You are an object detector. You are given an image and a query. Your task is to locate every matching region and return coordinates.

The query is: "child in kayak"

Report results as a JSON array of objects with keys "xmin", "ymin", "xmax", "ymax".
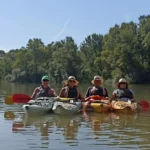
[
  {"xmin": 111, "ymin": 78, "xmax": 134, "ymax": 102},
  {"xmin": 59, "ymin": 76, "xmax": 85, "ymax": 101},
  {"xmin": 31, "ymin": 75, "xmax": 57, "ymax": 99}
]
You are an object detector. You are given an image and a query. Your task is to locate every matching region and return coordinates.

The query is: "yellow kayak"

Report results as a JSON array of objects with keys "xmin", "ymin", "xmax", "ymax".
[
  {"xmin": 84, "ymin": 100, "xmax": 111, "ymax": 113},
  {"xmin": 111, "ymin": 100, "xmax": 139, "ymax": 113},
  {"xmin": 91, "ymin": 102, "xmax": 111, "ymax": 113}
]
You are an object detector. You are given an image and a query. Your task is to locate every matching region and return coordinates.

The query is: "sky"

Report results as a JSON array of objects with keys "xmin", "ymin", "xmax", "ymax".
[{"xmin": 0, "ymin": 0, "xmax": 150, "ymax": 52}]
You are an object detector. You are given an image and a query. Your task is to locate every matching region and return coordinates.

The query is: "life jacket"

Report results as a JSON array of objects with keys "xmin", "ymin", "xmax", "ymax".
[
  {"xmin": 64, "ymin": 86, "xmax": 79, "ymax": 99},
  {"xmin": 35, "ymin": 85, "xmax": 54, "ymax": 98},
  {"xmin": 115, "ymin": 88, "xmax": 133, "ymax": 99},
  {"xmin": 89, "ymin": 86, "xmax": 106, "ymax": 97},
  {"xmin": 90, "ymin": 95, "xmax": 108, "ymax": 100}
]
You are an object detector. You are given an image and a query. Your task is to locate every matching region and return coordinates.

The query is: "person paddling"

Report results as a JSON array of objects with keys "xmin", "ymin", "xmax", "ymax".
[
  {"xmin": 31, "ymin": 75, "xmax": 57, "ymax": 99},
  {"xmin": 111, "ymin": 78, "xmax": 134, "ymax": 102},
  {"xmin": 85, "ymin": 75, "xmax": 108, "ymax": 100},
  {"xmin": 83, "ymin": 76, "xmax": 109, "ymax": 113},
  {"xmin": 59, "ymin": 76, "xmax": 85, "ymax": 101}
]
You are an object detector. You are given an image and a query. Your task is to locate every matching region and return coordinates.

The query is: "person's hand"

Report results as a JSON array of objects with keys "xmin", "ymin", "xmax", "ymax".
[
  {"xmin": 131, "ymin": 99, "xmax": 136, "ymax": 102},
  {"xmin": 85, "ymin": 97, "xmax": 90, "ymax": 102},
  {"xmin": 91, "ymin": 87, "xmax": 97, "ymax": 94}
]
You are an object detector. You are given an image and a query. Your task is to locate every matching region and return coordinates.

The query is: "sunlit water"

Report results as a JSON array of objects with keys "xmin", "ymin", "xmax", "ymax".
[{"xmin": 1, "ymin": 81, "xmax": 150, "ymax": 150}]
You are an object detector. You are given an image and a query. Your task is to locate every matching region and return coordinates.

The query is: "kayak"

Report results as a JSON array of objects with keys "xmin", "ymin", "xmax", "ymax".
[
  {"xmin": 111, "ymin": 100, "xmax": 139, "ymax": 113},
  {"xmin": 84, "ymin": 99, "xmax": 111, "ymax": 113},
  {"xmin": 83, "ymin": 95, "xmax": 111, "ymax": 113},
  {"xmin": 90, "ymin": 100, "xmax": 111, "ymax": 113},
  {"xmin": 52, "ymin": 100, "xmax": 82, "ymax": 115},
  {"xmin": 22, "ymin": 98, "xmax": 55, "ymax": 116}
]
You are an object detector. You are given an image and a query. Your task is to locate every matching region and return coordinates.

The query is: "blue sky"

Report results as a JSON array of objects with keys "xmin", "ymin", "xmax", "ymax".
[{"xmin": 0, "ymin": 0, "xmax": 150, "ymax": 52}]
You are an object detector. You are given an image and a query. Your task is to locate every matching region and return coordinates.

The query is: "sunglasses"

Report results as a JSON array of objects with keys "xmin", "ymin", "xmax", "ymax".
[
  {"xmin": 120, "ymin": 82, "xmax": 126, "ymax": 84},
  {"xmin": 69, "ymin": 80, "xmax": 75, "ymax": 83},
  {"xmin": 94, "ymin": 80, "xmax": 101, "ymax": 82},
  {"xmin": 42, "ymin": 79, "xmax": 49, "ymax": 82}
]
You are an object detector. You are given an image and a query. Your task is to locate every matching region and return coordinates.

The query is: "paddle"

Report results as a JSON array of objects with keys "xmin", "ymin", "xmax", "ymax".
[
  {"xmin": 5, "ymin": 94, "xmax": 75, "ymax": 104},
  {"xmin": 13, "ymin": 94, "xmax": 31, "ymax": 103},
  {"xmin": 4, "ymin": 96, "xmax": 14, "ymax": 105},
  {"xmin": 138, "ymin": 100, "xmax": 149, "ymax": 109}
]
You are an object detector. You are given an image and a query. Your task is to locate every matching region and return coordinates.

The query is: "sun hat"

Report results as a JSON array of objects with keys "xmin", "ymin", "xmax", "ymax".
[
  {"xmin": 91, "ymin": 75, "xmax": 104, "ymax": 84},
  {"xmin": 119, "ymin": 78, "xmax": 127, "ymax": 83},
  {"xmin": 64, "ymin": 76, "xmax": 79, "ymax": 85},
  {"xmin": 116, "ymin": 78, "xmax": 129, "ymax": 86}
]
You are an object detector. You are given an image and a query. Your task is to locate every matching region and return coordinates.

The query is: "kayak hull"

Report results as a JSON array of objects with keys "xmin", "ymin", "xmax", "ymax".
[
  {"xmin": 22, "ymin": 100, "xmax": 54, "ymax": 116},
  {"xmin": 83, "ymin": 100, "xmax": 111, "ymax": 113},
  {"xmin": 90, "ymin": 102, "xmax": 111, "ymax": 113},
  {"xmin": 52, "ymin": 101, "xmax": 82, "ymax": 115},
  {"xmin": 111, "ymin": 101, "xmax": 139, "ymax": 114}
]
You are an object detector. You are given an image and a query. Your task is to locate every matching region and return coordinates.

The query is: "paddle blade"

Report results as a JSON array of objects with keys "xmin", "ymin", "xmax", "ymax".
[
  {"xmin": 13, "ymin": 94, "xmax": 31, "ymax": 103},
  {"xmin": 4, "ymin": 96, "xmax": 14, "ymax": 105},
  {"xmin": 56, "ymin": 97, "xmax": 75, "ymax": 101},
  {"xmin": 139, "ymin": 100, "xmax": 149, "ymax": 109},
  {"xmin": 59, "ymin": 97, "xmax": 73, "ymax": 101}
]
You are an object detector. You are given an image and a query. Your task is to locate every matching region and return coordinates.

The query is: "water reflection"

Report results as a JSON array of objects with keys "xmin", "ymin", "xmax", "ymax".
[
  {"xmin": 2, "ymin": 109, "xmax": 150, "ymax": 149},
  {"xmin": 110, "ymin": 112, "xmax": 139, "ymax": 127},
  {"xmin": 13, "ymin": 114, "xmax": 81, "ymax": 140},
  {"xmin": 1, "ymin": 102, "xmax": 150, "ymax": 150},
  {"xmin": 1, "ymin": 81, "xmax": 150, "ymax": 150},
  {"xmin": 4, "ymin": 111, "xmax": 15, "ymax": 120},
  {"xmin": 7, "ymin": 113, "xmax": 81, "ymax": 148}
]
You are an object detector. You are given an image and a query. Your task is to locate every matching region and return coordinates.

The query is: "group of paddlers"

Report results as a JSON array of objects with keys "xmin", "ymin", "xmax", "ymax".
[{"xmin": 31, "ymin": 75, "xmax": 134, "ymax": 103}]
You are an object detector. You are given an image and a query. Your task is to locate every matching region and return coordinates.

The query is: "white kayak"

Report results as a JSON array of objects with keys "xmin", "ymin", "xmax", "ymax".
[
  {"xmin": 22, "ymin": 97, "xmax": 55, "ymax": 116},
  {"xmin": 52, "ymin": 100, "xmax": 82, "ymax": 115}
]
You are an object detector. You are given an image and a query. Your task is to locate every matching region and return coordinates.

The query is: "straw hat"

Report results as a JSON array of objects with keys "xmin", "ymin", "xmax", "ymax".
[
  {"xmin": 91, "ymin": 76, "xmax": 104, "ymax": 84},
  {"xmin": 64, "ymin": 76, "xmax": 79, "ymax": 86},
  {"xmin": 116, "ymin": 78, "xmax": 129, "ymax": 86}
]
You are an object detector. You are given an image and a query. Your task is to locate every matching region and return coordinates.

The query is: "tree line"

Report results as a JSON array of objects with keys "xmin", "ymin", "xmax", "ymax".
[{"xmin": 0, "ymin": 15, "xmax": 150, "ymax": 84}]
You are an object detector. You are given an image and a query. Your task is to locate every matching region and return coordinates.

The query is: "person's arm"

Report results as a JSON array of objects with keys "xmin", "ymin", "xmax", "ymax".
[
  {"xmin": 103, "ymin": 88, "xmax": 109, "ymax": 97},
  {"xmin": 111, "ymin": 90, "xmax": 117, "ymax": 101},
  {"xmin": 31, "ymin": 88, "xmax": 38, "ymax": 100},
  {"xmin": 59, "ymin": 88, "xmax": 65, "ymax": 97},
  {"xmin": 111, "ymin": 94, "xmax": 116, "ymax": 101},
  {"xmin": 50, "ymin": 88, "xmax": 57, "ymax": 97},
  {"xmin": 85, "ymin": 87, "xmax": 91, "ymax": 98},
  {"xmin": 79, "ymin": 92, "xmax": 85, "ymax": 102}
]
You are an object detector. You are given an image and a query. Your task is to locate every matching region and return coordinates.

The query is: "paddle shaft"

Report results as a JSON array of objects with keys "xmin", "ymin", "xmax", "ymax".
[{"xmin": 5, "ymin": 94, "xmax": 77, "ymax": 104}]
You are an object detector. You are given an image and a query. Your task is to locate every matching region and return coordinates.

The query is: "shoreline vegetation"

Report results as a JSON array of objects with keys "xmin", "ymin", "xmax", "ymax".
[{"xmin": 0, "ymin": 15, "xmax": 150, "ymax": 84}]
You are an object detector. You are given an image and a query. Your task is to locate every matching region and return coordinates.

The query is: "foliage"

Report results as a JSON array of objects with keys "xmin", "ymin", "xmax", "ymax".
[{"xmin": 1, "ymin": 15, "xmax": 150, "ymax": 84}]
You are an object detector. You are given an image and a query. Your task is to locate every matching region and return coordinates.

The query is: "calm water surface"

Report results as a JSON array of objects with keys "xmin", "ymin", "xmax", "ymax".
[{"xmin": 0, "ymin": 81, "xmax": 150, "ymax": 150}]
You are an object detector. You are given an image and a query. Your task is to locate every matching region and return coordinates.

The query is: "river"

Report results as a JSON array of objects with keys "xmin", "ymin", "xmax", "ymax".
[{"xmin": 0, "ymin": 80, "xmax": 150, "ymax": 150}]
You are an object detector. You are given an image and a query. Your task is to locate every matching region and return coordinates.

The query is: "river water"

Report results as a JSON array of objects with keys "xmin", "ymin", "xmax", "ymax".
[{"xmin": 0, "ymin": 81, "xmax": 150, "ymax": 150}]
